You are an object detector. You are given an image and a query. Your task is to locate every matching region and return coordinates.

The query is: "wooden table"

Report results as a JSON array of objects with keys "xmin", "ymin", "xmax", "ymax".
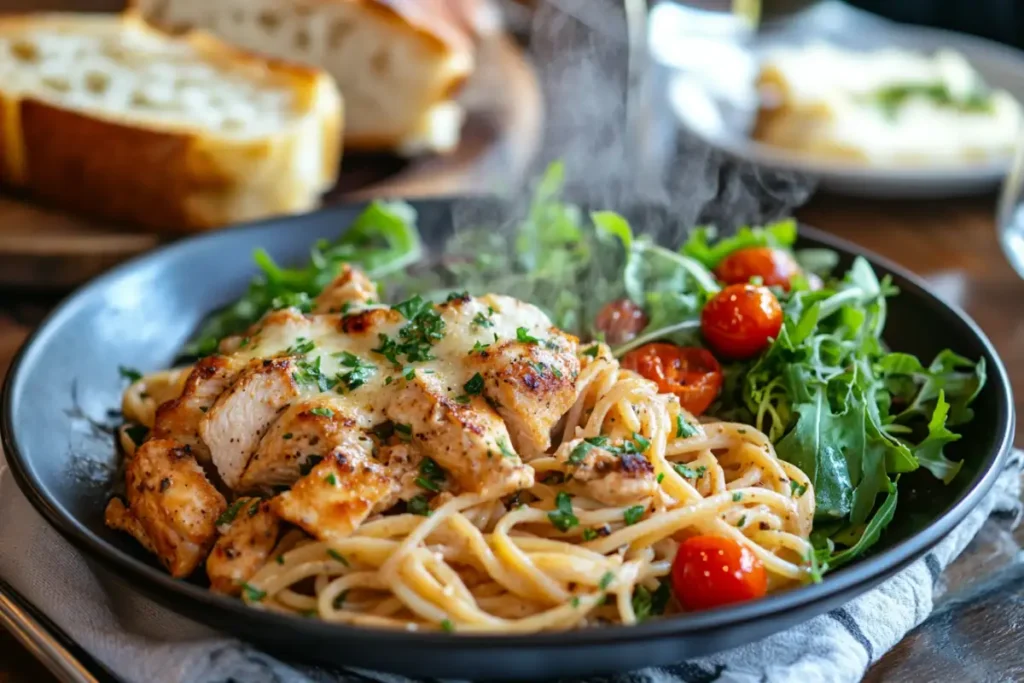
[{"xmin": 0, "ymin": 192, "xmax": 1022, "ymax": 681}]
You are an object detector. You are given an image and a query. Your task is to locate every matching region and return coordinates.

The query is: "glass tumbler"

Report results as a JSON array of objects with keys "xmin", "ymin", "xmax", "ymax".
[{"xmin": 997, "ymin": 127, "xmax": 1024, "ymax": 280}]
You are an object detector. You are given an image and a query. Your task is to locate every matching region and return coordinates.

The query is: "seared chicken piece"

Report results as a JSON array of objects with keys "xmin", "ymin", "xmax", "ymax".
[
  {"xmin": 377, "ymin": 442, "xmax": 426, "ymax": 505},
  {"xmin": 218, "ymin": 307, "xmax": 318, "ymax": 355},
  {"xmin": 313, "ymin": 264, "xmax": 378, "ymax": 313},
  {"xmin": 385, "ymin": 372, "xmax": 534, "ymax": 498},
  {"xmin": 238, "ymin": 400, "xmax": 374, "ymax": 491},
  {"xmin": 151, "ymin": 354, "xmax": 248, "ymax": 465},
  {"xmin": 271, "ymin": 448, "xmax": 396, "ymax": 543},
  {"xmin": 469, "ymin": 339, "xmax": 579, "ymax": 459},
  {"xmin": 554, "ymin": 437, "xmax": 657, "ymax": 506},
  {"xmin": 206, "ymin": 498, "xmax": 282, "ymax": 595},
  {"xmin": 200, "ymin": 358, "xmax": 301, "ymax": 489},
  {"xmin": 104, "ymin": 497, "xmax": 156, "ymax": 554},
  {"xmin": 121, "ymin": 438, "xmax": 226, "ymax": 577}
]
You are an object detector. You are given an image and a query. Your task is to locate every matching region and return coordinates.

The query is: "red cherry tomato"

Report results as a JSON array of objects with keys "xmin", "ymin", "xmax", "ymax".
[
  {"xmin": 700, "ymin": 284, "xmax": 783, "ymax": 360},
  {"xmin": 620, "ymin": 343, "xmax": 723, "ymax": 416},
  {"xmin": 714, "ymin": 247, "xmax": 801, "ymax": 291},
  {"xmin": 671, "ymin": 535, "xmax": 768, "ymax": 611},
  {"xmin": 594, "ymin": 298, "xmax": 649, "ymax": 346}
]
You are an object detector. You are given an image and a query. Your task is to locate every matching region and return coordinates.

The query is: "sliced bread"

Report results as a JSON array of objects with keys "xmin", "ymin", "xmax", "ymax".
[
  {"xmin": 0, "ymin": 12, "xmax": 342, "ymax": 232},
  {"xmin": 132, "ymin": 0, "xmax": 475, "ymax": 154}
]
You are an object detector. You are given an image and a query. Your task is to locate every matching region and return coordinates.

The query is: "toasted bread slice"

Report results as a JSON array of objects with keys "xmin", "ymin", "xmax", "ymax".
[
  {"xmin": 0, "ymin": 12, "xmax": 342, "ymax": 232},
  {"xmin": 132, "ymin": 0, "xmax": 474, "ymax": 154}
]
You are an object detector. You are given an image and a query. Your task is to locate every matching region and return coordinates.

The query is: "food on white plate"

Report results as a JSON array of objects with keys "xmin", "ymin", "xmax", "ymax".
[
  {"xmin": 753, "ymin": 42, "xmax": 1023, "ymax": 166},
  {"xmin": 0, "ymin": 12, "xmax": 342, "ymax": 232},
  {"xmin": 132, "ymin": 0, "xmax": 483, "ymax": 155},
  {"xmin": 107, "ymin": 166, "xmax": 985, "ymax": 632}
]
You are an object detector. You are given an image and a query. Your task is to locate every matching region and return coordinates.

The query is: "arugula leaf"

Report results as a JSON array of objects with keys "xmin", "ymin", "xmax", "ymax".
[
  {"xmin": 680, "ymin": 219, "xmax": 797, "ymax": 269},
  {"xmin": 826, "ymin": 478, "xmax": 899, "ymax": 570},
  {"xmin": 912, "ymin": 391, "xmax": 964, "ymax": 484}
]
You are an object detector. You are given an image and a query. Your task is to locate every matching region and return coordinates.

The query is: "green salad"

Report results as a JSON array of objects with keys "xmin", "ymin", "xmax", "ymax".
[{"xmin": 187, "ymin": 163, "xmax": 985, "ymax": 576}]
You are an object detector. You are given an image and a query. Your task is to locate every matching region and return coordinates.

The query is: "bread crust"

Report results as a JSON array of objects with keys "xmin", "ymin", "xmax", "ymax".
[{"xmin": 0, "ymin": 12, "xmax": 343, "ymax": 232}]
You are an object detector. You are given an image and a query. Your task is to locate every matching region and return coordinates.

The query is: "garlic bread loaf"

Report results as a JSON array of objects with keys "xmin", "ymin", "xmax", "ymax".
[
  {"xmin": 132, "ymin": 0, "xmax": 475, "ymax": 154},
  {"xmin": 0, "ymin": 13, "xmax": 342, "ymax": 232}
]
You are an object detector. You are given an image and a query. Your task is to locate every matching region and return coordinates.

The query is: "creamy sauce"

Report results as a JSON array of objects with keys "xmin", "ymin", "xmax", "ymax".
[{"xmin": 757, "ymin": 43, "xmax": 1023, "ymax": 165}]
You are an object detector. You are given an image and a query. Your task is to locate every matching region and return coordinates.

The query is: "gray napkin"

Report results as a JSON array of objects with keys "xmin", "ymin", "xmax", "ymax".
[{"xmin": 1, "ymin": 448, "xmax": 1020, "ymax": 683}]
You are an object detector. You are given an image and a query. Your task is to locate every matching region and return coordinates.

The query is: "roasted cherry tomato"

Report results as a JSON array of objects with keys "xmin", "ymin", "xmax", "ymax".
[
  {"xmin": 714, "ymin": 247, "xmax": 801, "ymax": 291},
  {"xmin": 671, "ymin": 535, "xmax": 767, "ymax": 611},
  {"xmin": 620, "ymin": 343, "xmax": 723, "ymax": 415},
  {"xmin": 594, "ymin": 298, "xmax": 648, "ymax": 346},
  {"xmin": 700, "ymin": 284, "xmax": 783, "ymax": 359}
]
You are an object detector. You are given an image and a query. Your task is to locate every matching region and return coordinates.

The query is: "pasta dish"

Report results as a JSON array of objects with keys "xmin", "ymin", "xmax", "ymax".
[{"xmin": 106, "ymin": 165, "xmax": 984, "ymax": 631}]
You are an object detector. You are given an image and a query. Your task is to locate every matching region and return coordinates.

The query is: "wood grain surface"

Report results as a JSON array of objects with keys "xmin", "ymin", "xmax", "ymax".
[{"xmin": 0, "ymin": 192, "xmax": 1021, "ymax": 681}]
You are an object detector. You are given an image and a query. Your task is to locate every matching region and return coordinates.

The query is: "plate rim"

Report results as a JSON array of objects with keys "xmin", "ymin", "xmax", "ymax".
[{"xmin": 1, "ymin": 199, "xmax": 1016, "ymax": 654}]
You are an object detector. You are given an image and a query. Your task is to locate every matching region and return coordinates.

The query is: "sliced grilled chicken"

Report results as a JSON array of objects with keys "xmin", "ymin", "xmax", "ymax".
[
  {"xmin": 554, "ymin": 437, "xmax": 657, "ymax": 506},
  {"xmin": 385, "ymin": 372, "xmax": 534, "ymax": 498},
  {"xmin": 271, "ymin": 448, "xmax": 396, "ymax": 542},
  {"xmin": 313, "ymin": 265, "xmax": 379, "ymax": 313},
  {"xmin": 469, "ymin": 339, "xmax": 579, "ymax": 460},
  {"xmin": 151, "ymin": 354, "xmax": 248, "ymax": 465},
  {"xmin": 122, "ymin": 438, "xmax": 226, "ymax": 577},
  {"xmin": 238, "ymin": 400, "xmax": 375, "ymax": 491},
  {"xmin": 206, "ymin": 498, "xmax": 282, "ymax": 595},
  {"xmin": 200, "ymin": 358, "xmax": 301, "ymax": 489},
  {"xmin": 104, "ymin": 497, "xmax": 156, "ymax": 554},
  {"xmin": 378, "ymin": 442, "xmax": 427, "ymax": 504}
]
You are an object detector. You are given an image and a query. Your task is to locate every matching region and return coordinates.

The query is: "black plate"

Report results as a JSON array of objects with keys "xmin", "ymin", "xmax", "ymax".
[{"xmin": 2, "ymin": 200, "xmax": 1015, "ymax": 680}]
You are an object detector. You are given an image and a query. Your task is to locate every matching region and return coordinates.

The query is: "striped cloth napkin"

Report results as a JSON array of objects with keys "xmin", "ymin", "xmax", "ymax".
[{"xmin": 0, "ymin": 449, "xmax": 1020, "ymax": 683}]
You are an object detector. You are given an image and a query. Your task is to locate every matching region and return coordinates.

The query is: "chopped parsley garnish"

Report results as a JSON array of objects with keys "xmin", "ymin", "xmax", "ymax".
[
  {"xmin": 582, "ymin": 345, "xmax": 600, "ymax": 359},
  {"xmin": 285, "ymin": 337, "xmax": 315, "ymax": 356},
  {"xmin": 631, "ymin": 582, "xmax": 671, "ymax": 621},
  {"xmin": 568, "ymin": 441, "xmax": 593, "ymax": 464},
  {"xmin": 248, "ymin": 499, "xmax": 261, "ymax": 517},
  {"xmin": 515, "ymin": 327, "xmax": 540, "ymax": 344},
  {"xmin": 463, "ymin": 373, "xmax": 485, "ymax": 395},
  {"xmin": 582, "ymin": 528, "xmax": 598, "ymax": 541},
  {"xmin": 598, "ymin": 572, "xmax": 614, "ymax": 591},
  {"xmin": 241, "ymin": 583, "xmax": 266, "ymax": 602},
  {"xmin": 570, "ymin": 596, "xmax": 581, "ymax": 608},
  {"xmin": 125, "ymin": 424, "xmax": 148, "ymax": 446},
  {"xmin": 282, "ymin": 433, "xmax": 293, "ymax": 440},
  {"xmin": 407, "ymin": 495, "xmax": 431, "ymax": 516},
  {"xmin": 737, "ymin": 515, "xmax": 747, "ymax": 527},
  {"xmin": 118, "ymin": 366, "xmax": 142, "ymax": 382},
  {"xmin": 332, "ymin": 590, "xmax": 349, "ymax": 609},
  {"xmin": 415, "ymin": 459, "xmax": 445, "ymax": 493},
  {"xmin": 584, "ymin": 435, "xmax": 610, "ymax": 448},
  {"xmin": 623, "ymin": 505, "xmax": 645, "ymax": 526},
  {"xmin": 547, "ymin": 491, "xmax": 579, "ymax": 532},
  {"xmin": 470, "ymin": 340, "xmax": 491, "ymax": 354},
  {"xmin": 453, "ymin": 394, "xmax": 471, "ymax": 405},
  {"xmin": 672, "ymin": 463, "xmax": 706, "ymax": 479},
  {"xmin": 497, "ymin": 438, "xmax": 516, "ymax": 459},
  {"xmin": 472, "ymin": 310, "xmax": 495, "ymax": 328},
  {"xmin": 325, "ymin": 472, "xmax": 338, "ymax": 486},
  {"xmin": 790, "ymin": 480, "xmax": 808, "ymax": 497},
  {"xmin": 395, "ymin": 423, "xmax": 413, "ymax": 441},
  {"xmin": 676, "ymin": 415, "xmax": 698, "ymax": 439},
  {"xmin": 326, "ymin": 548, "xmax": 349, "ymax": 566},
  {"xmin": 403, "ymin": 366, "xmax": 416, "ymax": 380},
  {"xmin": 394, "ymin": 294, "xmax": 432, "ymax": 320},
  {"xmin": 299, "ymin": 455, "xmax": 323, "ymax": 476},
  {"xmin": 372, "ymin": 295, "xmax": 446, "ymax": 367},
  {"xmin": 309, "ymin": 407, "xmax": 334, "ymax": 418},
  {"xmin": 334, "ymin": 351, "xmax": 376, "ymax": 390},
  {"xmin": 440, "ymin": 619, "xmax": 455, "ymax": 632},
  {"xmin": 656, "ymin": 472, "xmax": 665, "ymax": 484},
  {"xmin": 216, "ymin": 500, "xmax": 247, "ymax": 526},
  {"xmin": 275, "ymin": 554, "xmax": 285, "ymax": 565},
  {"xmin": 292, "ymin": 356, "xmax": 337, "ymax": 392},
  {"xmin": 445, "ymin": 291, "xmax": 469, "ymax": 302},
  {"xmin": 732, "ymin": 492, "xmax": 743, "ymax": 502},
  {"xmin": 631, "ymin": 432, "xmax": 650, "ymax": 453}
]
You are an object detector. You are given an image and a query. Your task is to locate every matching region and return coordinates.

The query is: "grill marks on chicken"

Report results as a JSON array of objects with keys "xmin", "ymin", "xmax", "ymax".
[{"xmin": 106, "ymin": 275, "xmax": 593, "ymax": 587}]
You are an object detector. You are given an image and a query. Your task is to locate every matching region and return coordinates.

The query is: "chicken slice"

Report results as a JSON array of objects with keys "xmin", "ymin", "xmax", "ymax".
[
  {"xmin": 151, "ymin": 354, "xmax": 247, "ymax": 465},
  {"xmin": 469, "ymin": 339, "xmax": 579, "ymax": 460},
  {"xmin": 313, "ymin": 265, "xmax": 378, "ymax": 313},
  {"xmin": 238, "ymin": 400, "xmax": 375, "ymax": 491},
  {"xmin": 200, "ymin": 358, "xmax": 301, "ymax": 490},
  {"xmin": 378, "ymin": 442, "xmax": 427, "ymax": 504},
  {"xmin": 206, "ymin": 498, "xmax": 282, "ymax": 595},
  {"xmin": 122, "ymin": 438, "xmax": 226, "ymax": 577},
  {"xmin": 270, "ymin": 448, "xmax": 396, "ymax": 542},
  {"xmin": 104, "ymin": 497, "xmax": 156, "ymax": 554},
  {"xmin": 554, "ymin": 437, "xmax": 657, "ymax": 506},
  {"xmin": 385, "ymin": 372, "xmax": 534, "ymax": 498}
]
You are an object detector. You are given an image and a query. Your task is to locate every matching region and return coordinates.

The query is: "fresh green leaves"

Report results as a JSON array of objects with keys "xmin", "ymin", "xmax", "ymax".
[
  {"xmin": 334, "ymin": 352, "xmax": 376, "ymax": 391},
  {"xmin": 184, "ymin": 201, "xmax": 419, "ymax": 357},
  {"xmin": 911, "ymin": 391, "xmax": 963, "ymax": 484},
  {"xmin": 680, "ymin": 219, "xmax": 797, "ymax": 269}
]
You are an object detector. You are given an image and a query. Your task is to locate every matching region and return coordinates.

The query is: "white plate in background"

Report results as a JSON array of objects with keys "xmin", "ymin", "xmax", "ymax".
[{"xmin": 650, "ymin": 1, "xmax": 1024, "ymax": 199}]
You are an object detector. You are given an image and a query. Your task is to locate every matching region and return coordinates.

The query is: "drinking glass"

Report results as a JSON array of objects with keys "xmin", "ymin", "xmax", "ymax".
[{"xmin": 997, "ymin": 128, "xmax": 1024, "ymax": 280}]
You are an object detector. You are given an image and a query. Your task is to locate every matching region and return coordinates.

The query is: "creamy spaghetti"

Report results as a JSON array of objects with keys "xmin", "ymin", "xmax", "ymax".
[{"xmin": 121, "ymin": 347, "xmax": 814, "ymax": 632}]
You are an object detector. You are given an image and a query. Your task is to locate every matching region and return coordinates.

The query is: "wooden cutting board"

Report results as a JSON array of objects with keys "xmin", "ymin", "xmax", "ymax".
[{"xmin": 0, "ymin": 36, "xmax": 542, "ymax": 289}]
